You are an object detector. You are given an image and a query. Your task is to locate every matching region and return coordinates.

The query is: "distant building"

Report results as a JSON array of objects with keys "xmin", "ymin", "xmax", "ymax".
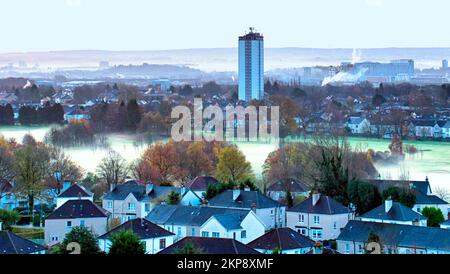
[
  {"xmin": 266, "ymin": 178, "xmax": 310, "ymax": 202},
  {"xmin": 151, "ymin": 79, "xmax": 172, "ymax": 93},
  {"xmin": 443, "ymin": 59, "xmax": 448, "ymax": 71},
  {"xmin": 238, "ymin": 27, "xmax": 264, "ymax": 101},
  {"xmin": 99, "ymin": 61, "xmax": 110, "ymax": 68}
]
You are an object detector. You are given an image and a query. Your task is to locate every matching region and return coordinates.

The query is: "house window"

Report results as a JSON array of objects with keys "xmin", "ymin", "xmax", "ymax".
[
  {"xmin": 128, "ymin": 203, "xmax": 136, "ymax": 211},
  {"xmin": 313, "ymin": 216, "xmax": 320, "ymax": 224},
  {"xmin": 66, "ymin": 221, "xmax": 72, "ymax": 228},
  {"xmin": 299, "ymin": 214, "xmax": 304, "ymax": 223},
  {"xmin": 177, "ymin": 227, "xmax": 182, "ymax": 236},
  {"xmin": 202, "ymin": 231, "xmax": 209, "ymax": 237},
  {"xmin": 241, "ymin": 230, "xmax": 247, "ymax": 239},
  {"xmin": 333, "ymin": 222, "xmax": 337, "ymax": 230},
  {"xmin": 80, "ymin": 220, "xmax": 85, "ymax": 227},
  {"xmin": 212, "ymin": 232, "xmax": 220, "ymax": 238},
  {"xmin": 311, "ymin": 229, "xmax": 322, "ymax": 240},
  {"xmin": 145, "ymin": 203, "xmax": 151, "ymax": 212},
  {"xmin": 107, "ymin": 201, "xmax": 113, "ymax": 209},
  {"xmin": 160, "ymin": 239, "xmax": 166, "ymax": 249},
  {"xmin": 416, "ymin": 206, "xmax": 421, "ymax": 213},
  {"xmin": 297, "ymin": 228, "xmax": 307, "ymax": 235},
  {"xmin": 51, "ymin": 236, "xmax": 59, "ymax": 241},
  {"xmin": 345, "ymin": 244, "xmax": 350, "ymax": 254}
]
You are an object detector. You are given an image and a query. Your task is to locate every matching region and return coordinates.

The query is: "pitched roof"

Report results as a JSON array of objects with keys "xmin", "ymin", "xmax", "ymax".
[
  {"xmin": 247, "ymin": 228, "xmax": 314, "ymax": 251},
  {"xmin": 288, "ymin": 195, "xmax": 350, "ymax": 214},
  {"xmin": 97, "ymin": 218, "xmax": 174, "ymax": 240},
  {"xmin": 413, "ymin": 190, "xmax": 448, "ymax": 205},
  {"xmin": 213, "ymin": 213, "xmax": 245, "ymax": 230},
  {"xmin": 157, "ymin": 237, "xmax": 260, "ymax": 254},
  {"xmin": 46, "ymin": 199, "xmax": 109, "ymax": 220},
  {"xmin": 348, "ymin": 117, "xmax": 365, "ymax": 125},
  {"xmin": 365, "ymin": 179, "xmax": 430, "ymax": 194},
  {"xmin": 0, "ymin": 231, "xmax": 46, "ymax": 254},
  {"xmin": 146, "ymin": 205, "xmax": 250, "ymax": 227},
  {"xmin": 186, "ymin": 176, "xmax": 219, "ymax": 191},
  {"xmin": 361, "ymin": 202, "xmax": 425, "ymax": 222},
  {"xmin": 0, "ymin": 180, "xmax": 13, "ymax": 193},
  {"xmin": 337, "ymin": 220, "xmax": 450, "ymax": 251},
  {"xmin": 58, "ymin": 184, "xmax": 92, "ymax": 198},
  {"xmin": 267, "ymin": 178, "xmax": 310, "ymax": 193},
  {"xmin": 208, "ymin": 190, "xmax": 283, "ymax": 209},
  {"xmin": 412, "ymin": 119, "xmax": 446, "ymax": 127},
  {"xmin": 103, "ymin": 181, "xmax": 197, "ymax": 202}
]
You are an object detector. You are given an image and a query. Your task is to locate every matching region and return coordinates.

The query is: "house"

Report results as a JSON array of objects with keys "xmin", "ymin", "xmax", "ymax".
[
  {"xmin": 247, "ymin": 227, "xmax": 315, "ymax": 254},
  {"xmin": 0, "ymin": 231, "xmax": 46, "ymax": 254},
  {"xmin": 412, "ymin": 119, "xmax": 446, "ymax": 138},
  {"xmin": 97, "ymin": 218, "xmax": 175, "ymax": 254},
  {"xmin": 185, "ymin": 176, "xmax": 219, "ymax": 198},
  {"xmin": 360, "ymin": 199, "xmax": 427, "ymax": 226},
  {"xmin": 346, "ymin": 117, "xmax": 371, "ymax": 134},
  {"xmin": 286, "ymin": 193, "xmax": 353, "ymax": 241},
  {"xmin": 0, "ymin": 180, "xmax": 27, "ymax": 210},
  {"xmin": 266, "ymin": 178, "xmax": 310, "ymax": 202},
  {"xmin": 207, "ymin": 189, "xmax": 286, "ymax": 229},
  {"xmin": 146, "ymin": 205, "xmax": 265, "ymax": 244},
  {"xmin": 442, "ymin": 121, "xmax": 450, "ymax": 138},
  {"xmin": 369, "ymin": 119, "xmax": 398, "ymax": 138},
  {"xmin": 64, "ymin": 108, "xmax": 90, "ymax": 122},
  {"xmin": 157, "ymin": 237, "xmax": 260, "ymax": 254},
  {"xmin": 56, "ymin": 183, "xmax": 93, "ymax": 209},
  {"xmin": 337, "ymin": 220, "xmax": 450, "ymax": 254},
  {"xmin": 366, "ymin": 178, "xmax": 449, "ymax": 219},
  {"xmin": 102, "ymin": 181, "xmax": 202, "ymax": 223},
  {"xmin": 44, "ymin": 199, "xmax": 110, "ymax": 244}
]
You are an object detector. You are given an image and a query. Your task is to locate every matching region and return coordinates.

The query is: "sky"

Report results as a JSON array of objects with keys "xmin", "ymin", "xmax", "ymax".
[{"xmin": 0, "ymin": 0, "xmax": 449, "ymax": 53}]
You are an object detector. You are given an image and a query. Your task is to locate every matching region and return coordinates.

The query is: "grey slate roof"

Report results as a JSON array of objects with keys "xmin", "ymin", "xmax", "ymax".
[
  {"xmin": 365, "ymin": 179, "xmax": 430, "ymax": 194},
  {"xmin": 337, "ymin": 220, "xmax": 450, "ymax": 251},
  {"xmin": 267, "ymin": 178, "xmax": 310, "ymax": 193},
  {"xmin": 157, "ymin": 237, "xmax": 260, "ymax": 254},
  {"xmin": 361, "ymin": 202, "xmax": 425, "ymax": 222},
  {"xmin": 58, "ymin": 184, "xmax": 92, "ymax": 198},
  {"xmin": 103, "ymin": 181, "xmax": 199, "ymax": 203},
  {"xmin": 288, "ymin": 195, "xmax": 350, "ymax": 215},
  {"xmin": 213, "ymin": 213, "xmax": 245, "ymax": 230},
  {"xmin": 46, "ymin": 199, "xmax": 109, "ymax": 220},
  {"xmin": 208, "ymin": 190, "xmax": 283, "ymax": 209},
  {"xmin": 0, "ymin": 231, "xmax": 46, "ymax": 254},
  {"xmin": 247, "ymin": 228, "xmax": 315, "ymax": 251},
  {"xmin": 413, "ymin": 190, "xmax": 448, "ymax": 205},
  {"xmin": 146, "ymin": 205, "xmax": 250, "ymax": 228},
  {"xmin": 97, "ymin": 218, "xmax": 174, "ymax": 240}
]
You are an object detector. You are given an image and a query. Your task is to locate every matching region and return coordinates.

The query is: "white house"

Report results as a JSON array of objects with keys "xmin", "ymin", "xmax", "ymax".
[
  {"xmin": 56, "ymin": 183, "xmax": 93, "ymax": 208},
  {"xmin": 337, "ymin": 220, "xmax": 450, "ymax": 254},
  {"xmin": 442, "ymin": 121, "xmax": 450, "ymax": 138},
  {"xmin": 440, "ymin": 219, "xmax": 450, "ymax": 229},
  {"xmin": 199, "ymin": 211, "xmax": 265, "ymax": 244},
  {"xmin": 102, "ymin": 180, "xmax": 202, "ymax": 224},
  {"xmin": 208, "ymin": 189, "xmax": 286, "ymax": 229},
  {"xmin": 360, "ymin": 199, "xmax": 427, "ymax": 226},
  {"xmin": 286, "ymin": 193, "xmax": 353, "ymax": 241},
  {"xmin": 247, "ymin": 227, "xmax": 315, "ymax": 254},
  {"xmin": 266, "ymin": 178, "xmax": 310, "ymax": 202},
  {"xmin": 146, "ymin": 205, "xmax": 266, "ymax": 243},
  {"xmin": 45, "ymin": 199, "xmax": 110, "ymax": 244},
  {"xmin": 346, "ymin": 117, "xmax": 371, "ymax": 134},
  {"xmin": 97, "ymin": 218, "xmax": 175, "ymax": 254}
]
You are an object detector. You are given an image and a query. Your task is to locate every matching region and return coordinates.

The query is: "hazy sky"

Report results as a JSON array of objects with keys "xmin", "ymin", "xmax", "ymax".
[{"xmin": 0, "ymin": 0, "xmax": 449, "ymax": 53}]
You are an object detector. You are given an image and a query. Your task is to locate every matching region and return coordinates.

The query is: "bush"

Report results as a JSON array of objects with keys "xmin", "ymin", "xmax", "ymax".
[
  {"xmin": 108, "ymin": 230, "xmax": 145, "ymax": 255},
  {"xmin": 421, "ymin": 207, "xmax": 445, "ymax": 227},
  {"xmin": 52, "ymin": 226, "xmax": 102, "ymax": 254},
  {"xmin": 0, "ymin": 209, "xmax": 20, "ymax": 230}
]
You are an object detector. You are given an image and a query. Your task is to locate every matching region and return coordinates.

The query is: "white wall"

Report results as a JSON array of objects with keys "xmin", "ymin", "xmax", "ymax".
[
  {"xmin": 99, "ymin": 235, "xmax": 174, "ymax": 254},
  {"xmin": 45, "ymin": 217, "xmax": 108, "ymax": 244}
]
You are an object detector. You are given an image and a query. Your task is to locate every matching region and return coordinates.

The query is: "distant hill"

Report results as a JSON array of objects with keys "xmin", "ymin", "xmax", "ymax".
[{"xmin": 0, "ymin": 48, "xmax": 449, "ymax": 74}]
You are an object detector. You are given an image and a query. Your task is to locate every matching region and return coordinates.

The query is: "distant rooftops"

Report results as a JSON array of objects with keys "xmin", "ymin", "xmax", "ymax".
[
  {"xmin": 186, "ymin": 176, "xmax": 219, "ymax": 191},
  {"xmin": 267, "ymin": 178, "xmax": 310, "ymax": 193},
  {"xmin": 361, "ymin": 201, "xmax": 425, "ymax": 222},
  {"xmin": 208, "ymin": 189, "xmax": 283, "ymax": 209}
]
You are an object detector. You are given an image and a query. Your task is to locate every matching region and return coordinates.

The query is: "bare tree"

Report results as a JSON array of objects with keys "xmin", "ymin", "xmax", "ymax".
[
  {"xmin": 434, "ymin": 187, "xmax": 450, "ymax": 203},
  {"xmin": 96, "ymin": 150, "xmax": 128, "ymax": 189}
]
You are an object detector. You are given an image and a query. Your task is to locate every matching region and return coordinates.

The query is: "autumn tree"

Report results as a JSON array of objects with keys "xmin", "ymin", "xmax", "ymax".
[
  {"xmin": 215, "ymin": 146, "xmax": 254, "ymax": 184},
  {"xmin": 96, "ymin": 150, "xmax": 128, "ymax": 189}
]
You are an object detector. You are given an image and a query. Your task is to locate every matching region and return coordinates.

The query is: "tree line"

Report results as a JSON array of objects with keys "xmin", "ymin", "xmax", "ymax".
[
  {"xmin": 0, "ymin": 104, "xmax": 14, "ymax": 125},
  {"xmin": 18, "ymin": 103, "xmax": 64, "ymax": 125}
]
